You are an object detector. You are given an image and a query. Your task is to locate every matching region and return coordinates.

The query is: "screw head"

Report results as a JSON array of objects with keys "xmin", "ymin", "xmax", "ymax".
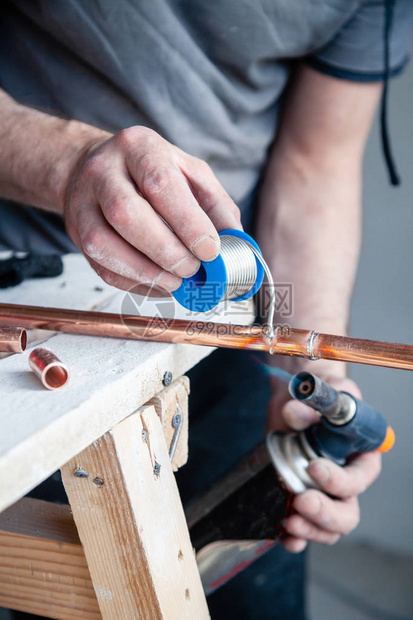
[
  {"xmin": 172, "ymin": 413, "xmax": 182, "ymax": 428},
  {"xmin": 163, "ymin": 371, "xmax": 173, "ymax": 386},
  {"xmin": 93, "ymin": 477, "xmax": 104, "ymax": 487},
  {"xmin": 74, "ymin": 467, "xmax": 88, "ymax": 478},
  {"xmin": 153, "ymin": 462, "xmax": 161, "ymax": 476}
]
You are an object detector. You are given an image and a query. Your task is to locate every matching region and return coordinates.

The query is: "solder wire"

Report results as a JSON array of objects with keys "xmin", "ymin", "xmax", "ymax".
[
  {"xmin": 219, "ymin": 235, "xmax": 276, "ymax": 345},
  {"xmin": 220, "ymin": 235, "xmax": 257, "ymax": 301},
  {"xmin": 247, "ymin": 243, "xmax": 276, "ymax": 346}
]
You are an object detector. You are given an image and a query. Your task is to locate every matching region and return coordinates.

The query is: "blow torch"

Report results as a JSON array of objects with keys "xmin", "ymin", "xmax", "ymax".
[
  {"xmin": 268, "ymin": 371, "xmax": 394, "ymax": 493},
  {"xmin": 188, "ymin": 371, "xmax": 394, "ymax": 595}
]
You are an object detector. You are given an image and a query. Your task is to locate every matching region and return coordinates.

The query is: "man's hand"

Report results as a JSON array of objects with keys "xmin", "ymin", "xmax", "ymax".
[
  {"xmin": 268, "ymin": 375, "xmax": 382, "ymax": 553},
  {"xmin": 64, "ymin": 126, "xmax": 242, "ymax": 294},
  {"xmin": 0, "ymin": 90, "xmax": 241, "ymax": 293}
]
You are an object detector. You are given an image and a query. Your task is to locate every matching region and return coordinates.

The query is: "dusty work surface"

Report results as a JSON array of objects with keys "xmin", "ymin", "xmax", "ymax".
[{"xmin": 0, "ymin": 255, "xmax": 252, "ymax": 512}]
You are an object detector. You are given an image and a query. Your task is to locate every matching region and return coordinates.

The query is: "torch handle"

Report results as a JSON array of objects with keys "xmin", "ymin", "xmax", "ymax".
[{"xmin": 304, "ymin": 395, "xmax": 394, "ymax": 465}]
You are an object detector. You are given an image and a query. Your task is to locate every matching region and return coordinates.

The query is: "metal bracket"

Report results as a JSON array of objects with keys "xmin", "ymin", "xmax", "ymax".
[{"xmin": 169, "ymin": 403, "xmax": 184, "ymax": 462}]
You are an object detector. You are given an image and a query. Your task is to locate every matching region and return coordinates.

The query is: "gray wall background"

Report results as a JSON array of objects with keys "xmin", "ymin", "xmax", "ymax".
[{"xmin": 349, "ymin": 35, "xmax": 413, "ymax": 555}]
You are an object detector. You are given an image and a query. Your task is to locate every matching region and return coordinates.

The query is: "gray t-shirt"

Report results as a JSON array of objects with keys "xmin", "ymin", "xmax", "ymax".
[{"xmin": 0, "ymin": 0, "xmax": 412, "ymax": 253}]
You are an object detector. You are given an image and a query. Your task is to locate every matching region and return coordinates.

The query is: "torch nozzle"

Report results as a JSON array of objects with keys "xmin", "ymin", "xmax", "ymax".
[
  {"xmin": 288, "ymin": 371, "xmax": 351, "ymax": 422},
  {"xmin": 297, "ymin": 380, "xmax": 313, "ymax": 396},
  {"xmin": 290, "ymin": 373, "xmax": 318, "ymax": 400}
]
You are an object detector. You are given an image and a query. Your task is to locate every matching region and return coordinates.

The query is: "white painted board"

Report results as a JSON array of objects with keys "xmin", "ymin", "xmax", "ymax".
[{"xmin": 0, "ymin": 255, "xmax": 253, "ymax": 512}]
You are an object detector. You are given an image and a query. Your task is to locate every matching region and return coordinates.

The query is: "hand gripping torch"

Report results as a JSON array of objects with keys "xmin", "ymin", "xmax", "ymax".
[
  {"xmin": 189, "ymin": 372, "xmax": 395, "ymax": 595},
  {"xmin": 267, "ymin": 371, "xmax": 395, "ymax": 493}
]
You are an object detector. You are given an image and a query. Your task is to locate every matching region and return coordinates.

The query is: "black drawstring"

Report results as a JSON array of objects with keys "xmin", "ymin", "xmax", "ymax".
[{"xmin": 380, "ymin": 0, "xmax": 401, "ymax": 186}]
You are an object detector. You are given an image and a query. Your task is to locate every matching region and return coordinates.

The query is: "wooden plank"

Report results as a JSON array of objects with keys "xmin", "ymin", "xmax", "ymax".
[
  {"xmin": 0, "ymin": 257, "xmax": 236, "ymax": 512},
  {"xmin": 149, "ymin": 376, "xmax": 190, "ymax": 471},
  {"xmin": 0, "ymin": 327, "xmax": 213, "ymax": 513},
  {"xmin": 61, "ymin": 406, "xmax": 210, "ymax": 619},
  {"xmin": 0, "ymin": 497, "xmax": 100, "ymax": 620},
  {"xmin": 0, "ymin": 253, "xmax": 253, "ymax": 511}
]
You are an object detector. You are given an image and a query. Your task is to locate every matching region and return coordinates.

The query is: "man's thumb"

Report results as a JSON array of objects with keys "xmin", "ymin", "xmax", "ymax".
[{"xmin": 282, "ymin": 399, "xmax": 320, "ymax": 431}]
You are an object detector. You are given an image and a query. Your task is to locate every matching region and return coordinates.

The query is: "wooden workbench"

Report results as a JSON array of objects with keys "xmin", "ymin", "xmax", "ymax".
[{"xmin": 0, "ymin": 255, "xmax": 252, "ymax": 619}]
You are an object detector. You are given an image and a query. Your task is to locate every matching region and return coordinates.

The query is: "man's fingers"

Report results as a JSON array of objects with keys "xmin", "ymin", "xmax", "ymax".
[
  {"xmin": 125, "ymin": 284, "xmax": 171, "ymax": 298},
  {"xmin": 307, "ymin": 452, "xmax": 382, "ymax": 499},
  {"xmin": 87, "ymin": 258, "xmax": 171, "ymax": 297},
  {"xmin": 95, "ymin": 174, "xmax": 203, "ymax": 278},
  {"xmin": 86, "ymin": 258, "xmax": 142, "ymax": 293},
  {"xmin": 283, "ymin": 513, "xmax": 341, "ymax": 545},
  {"xmin": 178, "ymin": 154, "xmax": 242, "ymax": 232},
  {"xmin": 281, "ymin": 399, "xmax": 320, "ymax": 431},
  {"xmin": 293, "ymin": 490, "xmax": 360, "ymax": 535},
  {"xmin": 281, "ymin": 536, "xmax": 308, "ymax": 554},
  {"xmin": 127, "ymin": 153, "xmax": 222, "ymax": 261},
  {"xmin": 77, "ymin": 203, "xmax": 182, "ymax": 292}
]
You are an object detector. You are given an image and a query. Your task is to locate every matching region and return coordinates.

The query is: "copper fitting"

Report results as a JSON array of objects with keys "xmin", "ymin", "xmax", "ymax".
[
  {"xmin": 0, "ymin": 327, "xmax": 27, "ymax": 353},
  {"xmin": 28, "ymin": 347, "xmax": 69, "ymax": 390}
]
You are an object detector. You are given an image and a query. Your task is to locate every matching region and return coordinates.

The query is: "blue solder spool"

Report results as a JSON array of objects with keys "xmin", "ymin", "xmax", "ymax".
[{"xmin": 173, "ymin": 229, "xmax": 265, "ymax": 312}]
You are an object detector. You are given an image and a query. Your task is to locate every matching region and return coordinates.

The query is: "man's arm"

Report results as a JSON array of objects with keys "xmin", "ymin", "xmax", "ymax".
[
  {"xmin": 0, "ymin": 88, "xmax": 241, "ymax": 294},
  {"xmin": 256, "ymin": 65, "xmax": 383, "ymax": 552},
  {"xmin": 0, "ymin": 90, "xmax": 109, "ymax": 214}
]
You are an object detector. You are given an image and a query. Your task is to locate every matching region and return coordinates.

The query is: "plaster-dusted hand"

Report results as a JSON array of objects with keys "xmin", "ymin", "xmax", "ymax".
[
  {"xmin": 268, "ymin": 375, "xmax": 382, "ymax": 553},
  {"xmin": 64, "ymin": 127, "xmax": 242, "ymax": 294},
  {"xmin": 0, "ymin": 90, "xmax": 242, "ymax": 295}
]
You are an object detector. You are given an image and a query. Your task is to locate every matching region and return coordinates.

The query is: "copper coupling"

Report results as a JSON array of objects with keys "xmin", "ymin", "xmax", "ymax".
[
  {"xmin": 28, "ymin": 347, "xmax": 69, "ymax": 390},
  {"xmin": 0, "ymin": 327, "xmax": 27, "ymax": 353}
]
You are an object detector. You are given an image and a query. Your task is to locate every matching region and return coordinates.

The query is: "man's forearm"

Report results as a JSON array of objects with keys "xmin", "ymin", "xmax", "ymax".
[
  {"xmin": 256, "ymin": 147, "xmax": 361, "ymax": 377},
  {"xmin": 256, "ymin": 66, "xmax": 381, "ymax": 378},
  {"xmin": 0, "ymin": 89, "xmax": 110, "ymax": 213},
  {"xmin": 257, "ymin": 68, "xmax": 384, "ymax": 551}
]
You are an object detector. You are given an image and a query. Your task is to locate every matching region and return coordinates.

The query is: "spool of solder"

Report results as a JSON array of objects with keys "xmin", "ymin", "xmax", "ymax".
[{"xmin": 172, "ymin": 229, "xmax": 265, "ymax": 312}]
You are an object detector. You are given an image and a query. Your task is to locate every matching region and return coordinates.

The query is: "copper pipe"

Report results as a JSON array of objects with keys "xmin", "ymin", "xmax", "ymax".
[
  {"xmin": 28, "ymin": 347, "xmax": 69, "ymax": 390},
  {"xmin": 0, "ymin": 326, "xmax": 27, "ymax": 353},
  {"xmin": 273, "ymin": 327, "xmax": 413, "ymax": 371},
  {"xmin": 0, "ymin": 303, "xmax": 270, "ymax": 350},
  {"xmin": 1, "ymin": 303, "xmax": 413, "ymax": 371},
  {"xmin": 312, "ymin": 332, "xmax": 413, "ymax": 371}
]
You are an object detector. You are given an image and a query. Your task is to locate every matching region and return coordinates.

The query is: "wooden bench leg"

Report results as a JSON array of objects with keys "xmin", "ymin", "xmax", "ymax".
[{"xmin": 61, "ymin": 404, "xmax": 210, "ymax": 620}]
